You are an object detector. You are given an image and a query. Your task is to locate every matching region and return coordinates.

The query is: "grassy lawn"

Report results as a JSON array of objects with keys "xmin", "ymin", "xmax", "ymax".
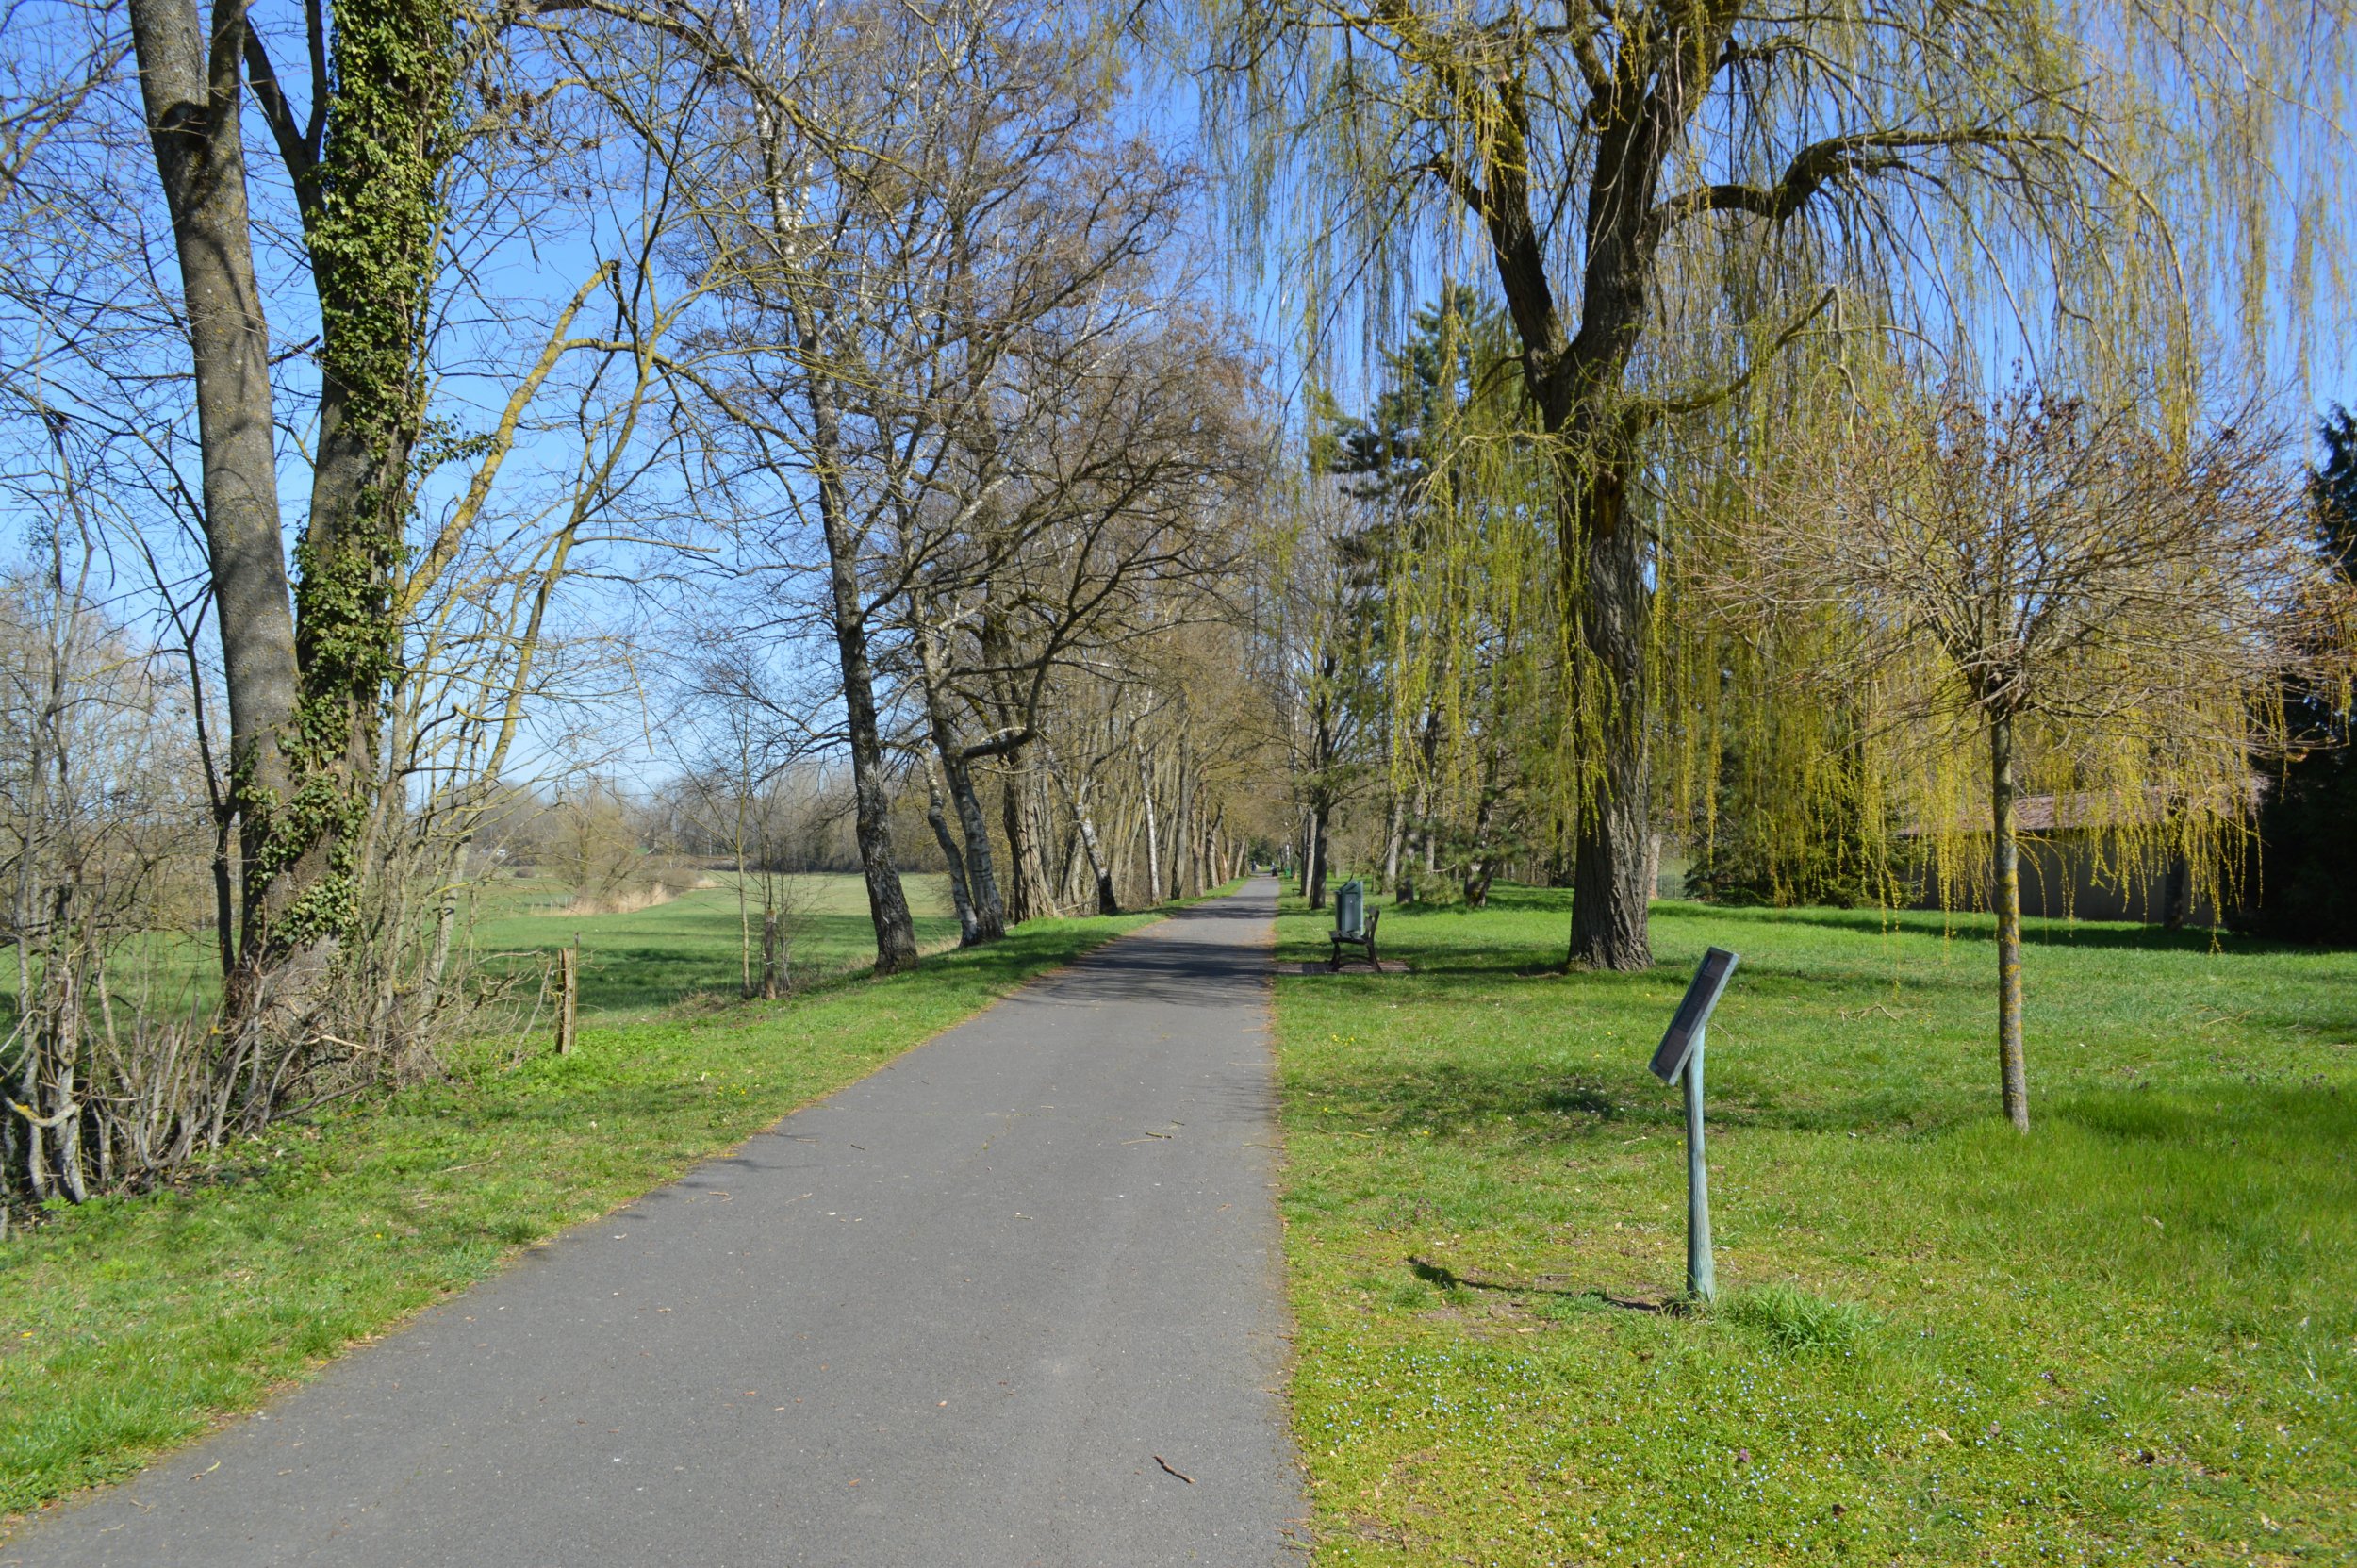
[
  {"xmin": 11, "ymin": 872, "xmax": 963, "ymax": 1023},
  {"xmin": 0, "ymin": 883, "xmax": 1151, "ymax": 1523},
  {"xmin": 468, "ymin": 871, "xmax": 961, "ymax": 1016},
  {"xmin": 1273, "ymin": 885, "xmax": 2356, "ymax": 1565}
]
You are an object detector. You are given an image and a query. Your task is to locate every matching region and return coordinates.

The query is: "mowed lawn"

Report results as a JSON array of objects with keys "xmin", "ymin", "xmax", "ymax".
[
  {"xmin": 1273, "ymin": 886, "xmax": 2356, "ymax": 1565},
  {"xmin": 0, "ymin": 876, "xmax": 1146, "ymax": 1522}
]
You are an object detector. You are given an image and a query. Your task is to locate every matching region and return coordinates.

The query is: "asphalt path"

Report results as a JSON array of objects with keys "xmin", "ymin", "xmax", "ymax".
[{"xmin": 8, "ymin": 877, "xmax": 1305, "ymax": 1567}]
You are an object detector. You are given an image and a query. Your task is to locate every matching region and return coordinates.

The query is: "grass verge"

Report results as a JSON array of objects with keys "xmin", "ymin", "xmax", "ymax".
[
  {"xmin": 1273, "ymin": 885, "xmax": 2355, "ymax": 1564},
  {"xmin": 0, "ymin": 904, "xmax": 1156, "ymax": 1521}
]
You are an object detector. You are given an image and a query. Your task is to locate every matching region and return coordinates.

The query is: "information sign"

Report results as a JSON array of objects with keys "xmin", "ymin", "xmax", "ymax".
[{"xmin": 1648, "ymin": 946, "xmax": 1739, "ymax": 1085}]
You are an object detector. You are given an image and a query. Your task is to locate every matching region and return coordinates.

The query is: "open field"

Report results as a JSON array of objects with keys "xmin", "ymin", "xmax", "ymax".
[
  {"xmin": 469, "ymin": 871, "xmax": 959, "ymax": 1018},
  {"xmin": 0, "ymin": 882, "xmax": 1149, "ymax": 1523},
  {"xmin": 1, "ymin": 872, "xmax": 961, "ymax": 1025},
  {"xmin": 1272, "ymin": 886, "xmax": 2356, "ymax": 1564}
]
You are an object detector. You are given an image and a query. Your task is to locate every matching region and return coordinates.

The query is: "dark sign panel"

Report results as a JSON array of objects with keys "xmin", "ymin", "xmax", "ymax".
[{"xmin": 1649, "ymin": 947, "xmax": 1739, "ymax": 1084}]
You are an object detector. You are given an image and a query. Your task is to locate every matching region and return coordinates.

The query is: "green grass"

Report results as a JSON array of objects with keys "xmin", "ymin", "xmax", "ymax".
[
  {"xmin": 0, "ymin": 872, "xmax": 960, "ymax": 1023},
  {"xmin": 1272, "ymin": 885, "xmax": 2356, "ymax": 1565},
  {"xmin": 0, "ymin": 889, "xmax": 1154, "ymax": 1522},
  {"xmin": 468, "ymin": 872, "xmax": 959, "ymax": 1018}
]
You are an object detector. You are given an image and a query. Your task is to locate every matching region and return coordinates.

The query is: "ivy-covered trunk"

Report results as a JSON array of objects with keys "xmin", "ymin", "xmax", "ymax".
[
  {"xmin": 251, "ymin": 0, "xmax": 459, "ymax": 994},
  {"xmin": 132, "ymin": 0, "xmax": 457, "ymax": 1034}
]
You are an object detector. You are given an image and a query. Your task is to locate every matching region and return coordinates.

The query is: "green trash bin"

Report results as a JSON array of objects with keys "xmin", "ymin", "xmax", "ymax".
[{"xmin": 1334, "ymin": 879, "xmax": 1365, "ymax": 940}]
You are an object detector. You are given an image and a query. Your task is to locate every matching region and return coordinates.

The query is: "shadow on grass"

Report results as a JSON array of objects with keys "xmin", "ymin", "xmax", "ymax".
[
  {"xmin": 1387, "ymin": 883, "xmax": 2342, "ymax": 961},
  {"xmin": 1308, "ymin": 1056, "xmax": 1918, "ymax": 1140},
  {"xmin": 1301, "ymin": 1047, "xmax": 2357, "ymax": 1155},
  {"xmin": 1650, "ymin": 897, "xmax": 2339, "ymax": 958},
  {"xmin": 1409, "ymin": 1253, "xmax": 1673, "ymax": 1312},
  {"xmin": 2050, "ymin": 1082, "xmax": 2355, "ymax": 1146},
  {"xmin": 485, "ymin": 912, "xmax": 967, "ymax": 1015}
]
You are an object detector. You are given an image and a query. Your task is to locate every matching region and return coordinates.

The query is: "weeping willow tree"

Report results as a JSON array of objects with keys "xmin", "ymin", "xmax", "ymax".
[
  {"xmin": 1719, "ymin": 378, "xmax": 2345, "ymax": 1131},
  {"xmin": 1194, "ymin": 0, "xmax": 2354, "ymax": 970},
  {"xmin": 1321, "ymin": 289, "xmax": 1563, "ymax": 904}
]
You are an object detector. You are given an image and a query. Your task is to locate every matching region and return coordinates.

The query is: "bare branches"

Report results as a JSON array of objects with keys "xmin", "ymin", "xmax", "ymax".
[{"xmin": 1644, "ymin": 126, "xmax": 2068, "ymax": 245}]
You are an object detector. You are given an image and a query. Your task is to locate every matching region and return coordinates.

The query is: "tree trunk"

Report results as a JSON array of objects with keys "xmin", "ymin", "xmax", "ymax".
[
  {"xmin": 734, "ymin": 790, "xmax": 752, "ymax": 997},
  {"xmin": 1058, "ymin": 817, "xmax": 1087, "ymax": 909},
  {"xmin": 1000, "ymin": 771, "xmax": 1036, "ymax": 924},
  {"xmin": 1076, "ymin": 804, "xmax": 1118, "ymax": 915},
  {"xmin": 1470, "ymin": 35, "xmax": 1725, "ymax": 972},
  {"xmin": 126, "ymin": 0, "xmax": 302, "ymax": 978},
  {"xmin": 798, "ymin": 313, "xmax": 918, "ymax": 974},
  {"xmin": 1989, "ymin": 710, "xmax": 2030, "ymax": 1131},
  {"xmin": 759, "ymin": 904, "xmax": 783, "ymax": 999},
  {"xmin": 1026, "ymin": 771, "xmax": 1057, "ymax": 915},
  {"xmin": 1168, "ymin": 769, "xmax": 1186, "ymax": 900},
  {"xmin": 1565, "ymin": 493, "xmax": 1654, "ymax": 969},
  {"xmin": 925, "ymin": 764, "xmax": 980, "ymax": 945},
  {"xmin": 1307, "ymin": 802, "xmax": 1331, "ymax": 910},
  {"xmin": 915, "ymin": 621, "xmax": 1004, "ymax": 941},
  {"xmin": 1130, "ymin": 735, "xmax": 1162, "ymax": 904},
  {"xmin": 1043, "ymin": 741, "xmax": 1118, "ymax": 916}
]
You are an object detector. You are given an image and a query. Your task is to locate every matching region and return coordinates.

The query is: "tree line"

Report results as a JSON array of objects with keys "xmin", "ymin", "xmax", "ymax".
[
  {"xmin": 1220, "ymin": 0, "xmax": 2355, "ymax": 1131},
  {"xmin": 2, "ymin": 0, "xmax": 2352, "ymax": 1220},
  {"xmin": 0, "ymin": 0, "xmax": 1299, "ymax": 1219}
]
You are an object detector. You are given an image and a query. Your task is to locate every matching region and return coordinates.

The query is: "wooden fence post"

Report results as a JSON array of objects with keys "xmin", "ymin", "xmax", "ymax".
[{"xmin": 556, "ymin": 944, "xmax": 578, "ymax": 1057}]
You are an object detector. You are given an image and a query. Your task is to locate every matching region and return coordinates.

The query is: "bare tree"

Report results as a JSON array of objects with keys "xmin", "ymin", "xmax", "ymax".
[{"xmin": 895, "ymin": 307, "xmax": 1262, "ymax": 939}]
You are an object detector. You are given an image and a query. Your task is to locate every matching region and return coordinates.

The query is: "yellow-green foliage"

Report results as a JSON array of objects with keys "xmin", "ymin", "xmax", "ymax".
[{"xmin": 1195, "ymin": 0, "xmax": 2354, "ymax": 914}]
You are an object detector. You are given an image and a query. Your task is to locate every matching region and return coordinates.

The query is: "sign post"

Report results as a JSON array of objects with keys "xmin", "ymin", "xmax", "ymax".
[{"xmin": 1648, "ymin": 947, "xmax": 1739, "ymax": 1303}]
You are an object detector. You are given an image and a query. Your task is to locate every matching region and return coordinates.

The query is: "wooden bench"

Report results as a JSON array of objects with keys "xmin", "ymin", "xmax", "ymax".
[{"xmin": 1329, "ymin": 907, "xmax": 1381, "ymax": 971}]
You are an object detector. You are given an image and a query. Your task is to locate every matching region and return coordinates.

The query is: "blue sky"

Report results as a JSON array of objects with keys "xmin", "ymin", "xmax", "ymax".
[{"xmin": 8, "ymin": 1, "xmax": 2352, "ymax": 795}]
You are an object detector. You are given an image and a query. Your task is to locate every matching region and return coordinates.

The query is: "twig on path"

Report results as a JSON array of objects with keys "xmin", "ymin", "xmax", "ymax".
[{"xmin": 1154, "ymin": 1455, "xmax": 1195, "ymax": 1484}]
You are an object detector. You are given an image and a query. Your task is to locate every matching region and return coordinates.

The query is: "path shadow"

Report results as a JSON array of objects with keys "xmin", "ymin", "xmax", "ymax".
[{"xmin": 1034, "ymin": 894, "xmax": 1274, "ymax": 1011}]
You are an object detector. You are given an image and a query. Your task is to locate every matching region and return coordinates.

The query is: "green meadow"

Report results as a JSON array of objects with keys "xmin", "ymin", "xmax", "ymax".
[
  {"xmin": 10, "ymin": 871, "xmax": 963, "ymax": 1024},
  {"xmin": 1272, "ymin": 886, "xmax": 2355, "ymax": 1565},
  {"xmin": 466, "ymin": 870, "xmax": 963, "ymax": 1016}
]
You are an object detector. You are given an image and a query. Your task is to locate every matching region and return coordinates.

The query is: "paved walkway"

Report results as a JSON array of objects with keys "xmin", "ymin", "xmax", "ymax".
[{"xmin": 8, "ymin": 879, "xmax": 1303, "ymax": 1567}]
